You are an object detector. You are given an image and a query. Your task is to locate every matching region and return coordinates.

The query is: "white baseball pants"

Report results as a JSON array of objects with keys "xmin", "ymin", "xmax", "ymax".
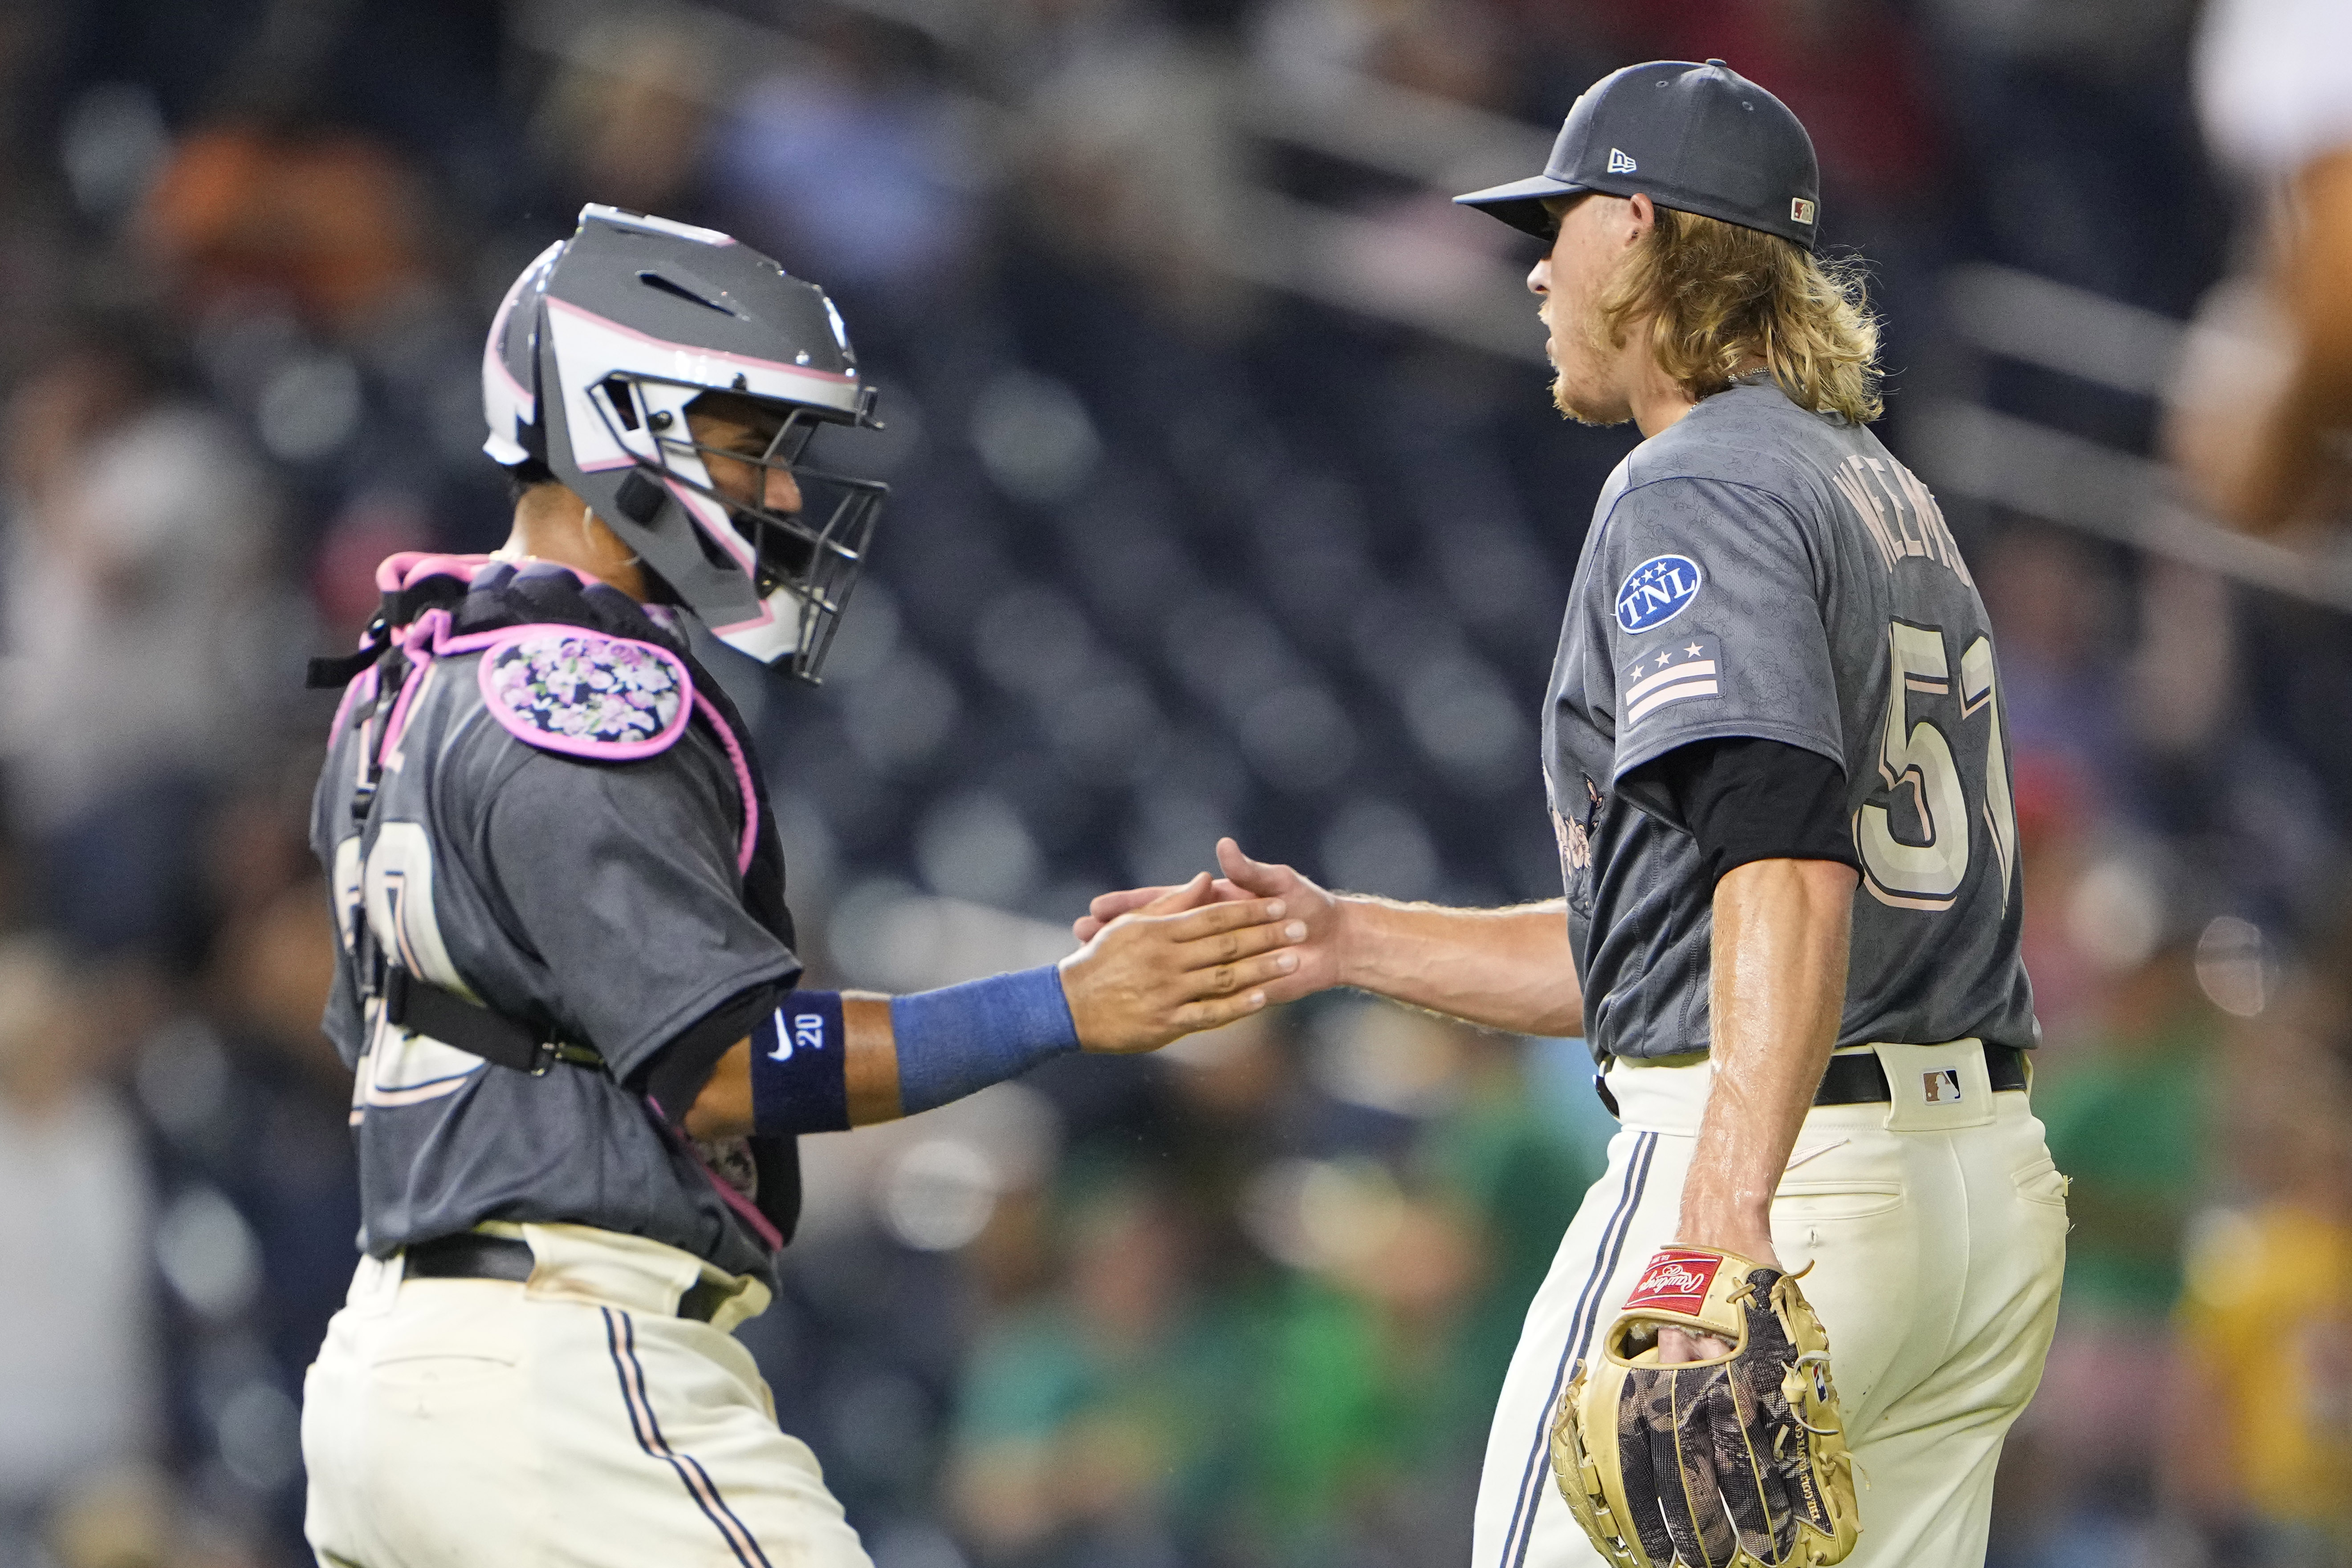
[
  {"xmin": 1474, "ymin": 1042, "xmax": 2069, "ymax": 1568},
  {"xmin": 302, "ymin": 1223, "xmax": 873, "ymax": 1568}
]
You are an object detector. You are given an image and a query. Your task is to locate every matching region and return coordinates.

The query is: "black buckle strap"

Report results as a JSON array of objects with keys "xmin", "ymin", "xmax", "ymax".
[
  {"xmin": 381, "ymin": 968, "xmax": 606, "ymax": 1077},
  {"xmin": 307, "ymin": 642, "xmax": 386, "ymax": 690},
  {"xmin": 307, "ymin": 575, "xmax": 473, "ymax": 690},
  {"xmin": 402, "ymin": 1233, "xmax": 729, "ymax": 1322}
]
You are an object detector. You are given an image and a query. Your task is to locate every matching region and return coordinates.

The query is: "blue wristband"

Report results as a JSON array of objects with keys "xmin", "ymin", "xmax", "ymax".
[
  {"xmin": 890, "ymin": 966, "xmax": 1080, "ymax": 1116},
  {"xmin": 748, "ymin": 991, "xmax": 849, "ymax": 1134}
]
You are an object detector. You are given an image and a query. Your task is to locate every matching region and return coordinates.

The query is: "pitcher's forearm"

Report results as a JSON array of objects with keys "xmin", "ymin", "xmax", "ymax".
[
  {"xmin": 1335, "ymin": 897, "xmax": 1583, "ymax": 1035},
  {"xmin": 1676, "ymin": 858, "xmax": 1855, "ymax": 1262}
]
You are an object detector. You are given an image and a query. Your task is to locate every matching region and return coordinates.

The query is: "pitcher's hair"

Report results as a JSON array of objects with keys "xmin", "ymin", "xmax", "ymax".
[{"xmin": 1596, "ymin": 204, "xmax": 1883, "ymax": 425}]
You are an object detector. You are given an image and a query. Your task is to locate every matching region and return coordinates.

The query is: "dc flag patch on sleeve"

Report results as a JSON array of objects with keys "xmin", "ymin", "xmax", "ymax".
[
  {"xmin": 1615, "ymin": 553, "xmax": 1703, "ymax": 632},
  {"xmin": 1621, "ymin": 634, "xmax": 1720, "ymax": 725}
]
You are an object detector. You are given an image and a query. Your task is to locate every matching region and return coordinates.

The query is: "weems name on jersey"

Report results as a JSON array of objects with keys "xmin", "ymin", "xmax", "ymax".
[
  {"xmin": 1828, "ymin": 453, "xmax": 1974, "ymax": 587},
  {"xmin": 1615, "ymin": 554, "xmax": 1704, "ymax": 632}
]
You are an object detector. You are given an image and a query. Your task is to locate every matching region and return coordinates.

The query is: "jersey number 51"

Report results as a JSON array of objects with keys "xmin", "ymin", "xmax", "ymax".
[{"xmin": 1856, "ymin": 622, "xmax": 2019, "ymax": 915}]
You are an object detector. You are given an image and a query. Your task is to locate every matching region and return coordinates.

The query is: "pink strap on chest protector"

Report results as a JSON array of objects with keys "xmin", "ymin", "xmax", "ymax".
[{"xmin": 477, "ymin": 626, "xmax": 694, "ymax": 760}]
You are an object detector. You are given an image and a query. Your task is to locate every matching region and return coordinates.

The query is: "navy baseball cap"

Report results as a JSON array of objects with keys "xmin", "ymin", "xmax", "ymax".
[{"xmin": 1455, "ymin": 60, "xmax": 1821, "ymax": 251}]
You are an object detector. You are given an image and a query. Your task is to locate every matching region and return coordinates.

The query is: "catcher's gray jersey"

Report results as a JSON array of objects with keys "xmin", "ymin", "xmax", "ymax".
[
  {"xmin": 311, "ymin": 622, "xmax": 798, "ymax": 1276},
  {"xmin": 1545, "ymin": 376, "xmax": 2035, "ymax": 1063}
]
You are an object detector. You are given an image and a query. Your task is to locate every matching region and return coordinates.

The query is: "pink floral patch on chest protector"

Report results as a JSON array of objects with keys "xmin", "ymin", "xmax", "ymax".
[{"xmin": 477, "ymin": 627, "xmax": 692, "ymax": 760}]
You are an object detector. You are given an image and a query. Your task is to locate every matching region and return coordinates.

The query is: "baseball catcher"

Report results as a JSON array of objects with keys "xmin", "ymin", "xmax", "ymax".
[{"xmin": 297, "ymin": 207, "xmax": 1302, "ymax": 1568}]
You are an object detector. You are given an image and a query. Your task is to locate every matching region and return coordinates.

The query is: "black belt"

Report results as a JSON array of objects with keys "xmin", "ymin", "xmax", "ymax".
[
  {"xmin": 402, "ymin": 1232, "xmax": 732, "ymax": 1323},
  {"xmin": 1591, "ymin": 1040, "xmax": 2029, "ymax": 1117},
  {"xmin": 1813, "ymin": 1040, "xmax": 2028, "ymax": 1105}
]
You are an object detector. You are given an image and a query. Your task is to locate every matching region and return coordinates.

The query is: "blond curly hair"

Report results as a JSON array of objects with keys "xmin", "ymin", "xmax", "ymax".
[{"xmin": 1594, "ymin": 205, "xmax": 1884, "ymax": 425}]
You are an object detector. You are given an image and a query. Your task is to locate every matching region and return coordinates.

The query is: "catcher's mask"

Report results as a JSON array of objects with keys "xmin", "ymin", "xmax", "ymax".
[{"xmin": 483, "ymin": 205, "xmax": 887, "ymax": 680}]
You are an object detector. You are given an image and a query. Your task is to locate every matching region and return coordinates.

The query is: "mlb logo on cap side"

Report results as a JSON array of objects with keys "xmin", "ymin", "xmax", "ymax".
[
  {"xmin": 1607, "ymin": 147, "xmax": 1638, "ymax": 174},
  {"xmin": 1790, "ymin": 196, "xmax": 1816, "ymax": 225},
  {"xmin": 1923, "ymin": 1068, "xmax": 1961, "ymax": 1103}
]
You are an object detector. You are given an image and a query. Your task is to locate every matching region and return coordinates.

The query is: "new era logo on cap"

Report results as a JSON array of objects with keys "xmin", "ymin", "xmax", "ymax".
[{"xmin": 1453, "ymin": 61, "xmax": 1824, "ymax": 251}]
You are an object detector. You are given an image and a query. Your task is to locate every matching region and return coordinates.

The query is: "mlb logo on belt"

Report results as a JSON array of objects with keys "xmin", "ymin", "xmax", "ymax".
[{"xmin": 1923, "ymin": 1068, "xmax": 1961, "ymax": 1103}]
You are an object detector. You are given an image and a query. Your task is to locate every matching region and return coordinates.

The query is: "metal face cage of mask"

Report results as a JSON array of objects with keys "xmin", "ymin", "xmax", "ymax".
[{"xmin": 591, "ymin": 373, "xmax": 887, "ymax": 684}]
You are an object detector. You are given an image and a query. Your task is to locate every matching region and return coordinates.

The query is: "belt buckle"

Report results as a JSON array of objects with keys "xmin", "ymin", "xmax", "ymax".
[
  {"xmin": 1876, "ymin": 1040, "xmax": 1995, "ymax": 1132},
  {"xmin": 678, "ymin": 1276, "xmax": 730, "ymax": 1323}
]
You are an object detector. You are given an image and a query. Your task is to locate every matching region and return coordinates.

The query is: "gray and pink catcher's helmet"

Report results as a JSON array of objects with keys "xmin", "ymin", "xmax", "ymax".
[{"xmin": 483, "ymin": 204, "xmax": 886, "ymax": 678}]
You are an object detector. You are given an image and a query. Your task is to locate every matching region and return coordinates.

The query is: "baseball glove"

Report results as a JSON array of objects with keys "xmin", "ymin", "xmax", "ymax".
[{"xmin": 1550, "ymin": 1247, "xmax": 1859, "ymax": 1568}]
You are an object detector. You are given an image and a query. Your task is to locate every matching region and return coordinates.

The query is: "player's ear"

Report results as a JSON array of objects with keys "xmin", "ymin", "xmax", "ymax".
[{"xmin": 1625, "ymin": 192, "xmax": 1657, "ymax": 245}]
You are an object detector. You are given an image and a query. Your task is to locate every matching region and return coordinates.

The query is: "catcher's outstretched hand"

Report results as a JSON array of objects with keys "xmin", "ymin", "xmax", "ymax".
[
  {"xmin": 1058, "ymin": 873, "xmax": 1306, "ymax": 1052},
  {"xmin": 1072, "ymin": 881, "xmax": 1222, "ymax": 943},
  {"xmin": 1072, "ymin": 839, "xmax": 1342, "ymax": 1005}
]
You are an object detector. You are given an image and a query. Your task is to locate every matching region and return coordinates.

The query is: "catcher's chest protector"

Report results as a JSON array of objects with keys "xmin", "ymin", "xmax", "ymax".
[
  {"xmin": 1552, "ymin": 1247, "xmax": 1860, "ymax": 1568},
  {"xmin": 317, "ymin": 551, "xmax": 804, "ymax": 1246}
]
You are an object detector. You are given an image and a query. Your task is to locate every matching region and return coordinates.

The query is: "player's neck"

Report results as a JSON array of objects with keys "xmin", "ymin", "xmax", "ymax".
[
  {"xmin": 1626, "ymin": 351, "xmax": 1700, "ymax": 439},
  {"xmin": 501, "ymin": 483, "xmax": 651, "ymax": 602},
  {"xmin": 1625, "ymin": 351, "xmax": 1768, "ymax": 438}
]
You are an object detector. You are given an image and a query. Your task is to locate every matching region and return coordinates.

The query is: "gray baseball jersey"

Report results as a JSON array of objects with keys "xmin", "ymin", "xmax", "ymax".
[
  {"xmin": 311, "ymin": 573, "xmax": 798, "ymax": 1277},
  {"xmin": 1544, "ymin": 376, "xmax": 2035, "ymax": 1062}
]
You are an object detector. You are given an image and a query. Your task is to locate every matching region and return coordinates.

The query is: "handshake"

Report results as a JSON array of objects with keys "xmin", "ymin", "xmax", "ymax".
[
  {"xmin": 1054, "ymin": 837, "xmax": 1344, "ymax": 1054},
  {"xmin": 1055, "ymin": 836, "xmax": 1578, "ymax": 1053}
]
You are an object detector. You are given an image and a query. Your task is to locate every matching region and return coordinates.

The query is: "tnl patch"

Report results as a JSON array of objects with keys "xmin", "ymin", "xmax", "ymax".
[
  {"xmin": 1615, "ymin": 553, "xmax": 1703, "ymax": 632},
  {"xmin": 1922, "ymin": 1068, "xmax": 1962, "ymax": 1104},
  {"xmin": 1621, "ymin": 634, "xmax": 1720, "ymax": 725},
  {"xmin": 1624, "ymin": 1248, "xmax": 1722, "ymax": 1314}
]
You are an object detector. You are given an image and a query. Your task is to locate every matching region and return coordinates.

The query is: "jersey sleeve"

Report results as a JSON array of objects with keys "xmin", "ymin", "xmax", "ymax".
[
  {"xmin": 1592, "ymin": 475, "xmax": 1844, "ymax": 782},
  {"xmin": 480, "ymin": 744, "xmax": 799, "ymax": 1081}
]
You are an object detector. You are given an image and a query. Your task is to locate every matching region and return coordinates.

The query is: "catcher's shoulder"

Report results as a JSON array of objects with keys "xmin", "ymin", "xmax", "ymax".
[{"xmin": 472, "ymin": 624, "xmax": 696, "ymax": 763}]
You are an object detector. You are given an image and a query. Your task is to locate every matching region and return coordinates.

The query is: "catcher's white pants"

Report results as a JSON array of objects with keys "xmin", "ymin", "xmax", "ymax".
[
  {"xmin": 302, "ymin": 1223, "xmax": 873, "ymax": 1568},
  {"xmin": 1475, "ymin": 1042, "xmax": 2068, "ymax": 1568}
]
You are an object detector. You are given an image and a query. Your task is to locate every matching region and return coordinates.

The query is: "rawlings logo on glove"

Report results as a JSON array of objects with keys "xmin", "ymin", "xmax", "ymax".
[
  {"xmin": 1550, "ymin": 1246, "xmax": 1859, "ymax": 1568},
  {"xmin": 1623, "ymin": 1250, "xmax": 1721, "ymax": 1312}
]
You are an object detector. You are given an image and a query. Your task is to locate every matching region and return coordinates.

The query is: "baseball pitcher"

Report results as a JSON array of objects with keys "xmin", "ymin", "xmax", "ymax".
[{"xmin": 1084, "ymin": 61, "xmax": 2067, "ymax": 1568}]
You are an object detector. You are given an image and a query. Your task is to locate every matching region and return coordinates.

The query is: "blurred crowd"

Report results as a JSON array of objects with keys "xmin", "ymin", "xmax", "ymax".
[{"xmin": 0, "ymin": 1, "xmax": 2346, "ymax": 1566}]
